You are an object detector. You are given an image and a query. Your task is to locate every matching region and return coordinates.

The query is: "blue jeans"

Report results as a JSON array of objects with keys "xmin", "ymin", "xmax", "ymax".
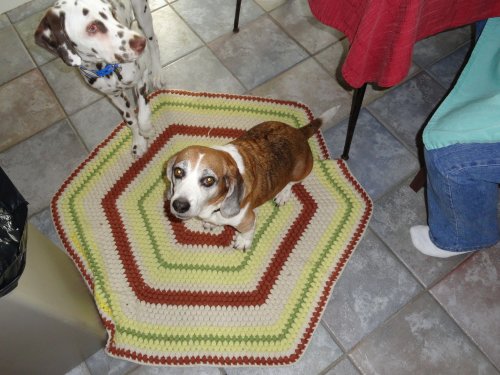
[{"xmin": 425, "ymin": 143, "xmax": 500, "ymax": 252}]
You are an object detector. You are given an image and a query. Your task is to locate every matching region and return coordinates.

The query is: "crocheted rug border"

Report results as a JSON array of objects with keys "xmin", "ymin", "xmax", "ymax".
[{"xmin": 51, "ymin": 90, "xmax": 373, "ymax": 366}]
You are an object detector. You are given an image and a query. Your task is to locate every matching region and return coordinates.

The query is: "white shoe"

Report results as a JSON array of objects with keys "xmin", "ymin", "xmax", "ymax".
[{"xmin": 410, "ymin": 225, "xmax": 472, "ymax": 258}]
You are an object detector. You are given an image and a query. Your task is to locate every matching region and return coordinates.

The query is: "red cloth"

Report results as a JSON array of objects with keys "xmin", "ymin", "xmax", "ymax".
[{"xmin": 308, "ymin": 0, "xmax": 500, "ymax": 88}]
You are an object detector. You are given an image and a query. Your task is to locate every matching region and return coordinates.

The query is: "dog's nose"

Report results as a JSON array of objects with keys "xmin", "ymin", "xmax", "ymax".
[
  {"xmin": 172, "ymin": 199, "xmax": 190, "ymax": 214},
  {"xmin": 129, "ymin": 35, "xmax": 146, "ymax": 54}
]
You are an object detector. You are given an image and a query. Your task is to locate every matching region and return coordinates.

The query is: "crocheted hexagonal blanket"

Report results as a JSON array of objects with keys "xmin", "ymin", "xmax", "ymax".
[{"xmin": 52, "ymin": 90, "xmax": 372, "ymax": 366}]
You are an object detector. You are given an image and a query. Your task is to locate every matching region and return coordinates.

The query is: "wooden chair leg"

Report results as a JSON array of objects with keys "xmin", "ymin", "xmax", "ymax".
[
  {"xmin": 233, "ymin": 0, "xmax": 242, "ymax": 32},
  {"xmin": 341, "ymin": 83, "xmax": 367, "ymax": 160}
]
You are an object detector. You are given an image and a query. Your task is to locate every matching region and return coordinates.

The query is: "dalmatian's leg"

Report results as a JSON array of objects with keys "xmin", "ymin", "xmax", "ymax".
[
  {"xmin": 135, "ymin": 72, "xmax": 155, "ymax": 139},
  {"xmin": 131, "ymin": 0, "xmax": 163, "ymax": 88},
  {"xmin": 108, "ymin": 91, "xmax": 148, "ymax": 158}
]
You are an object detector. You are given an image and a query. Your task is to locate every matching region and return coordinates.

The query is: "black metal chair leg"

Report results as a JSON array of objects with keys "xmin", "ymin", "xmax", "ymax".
[
  {"xmin": 341, "ymin": 83, "xmax": 367, "ymax": 160},
  {"xmin": 233, "ymin": 0, "xmax": 242, "ymax": 32}
]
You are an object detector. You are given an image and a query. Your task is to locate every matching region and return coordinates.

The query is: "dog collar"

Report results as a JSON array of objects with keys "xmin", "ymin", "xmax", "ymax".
[{"xmin": 80, "ymin": 63, "xmax": 121, "ymax": 78}]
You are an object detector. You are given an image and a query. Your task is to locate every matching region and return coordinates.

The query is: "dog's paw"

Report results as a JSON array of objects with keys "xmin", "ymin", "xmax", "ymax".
[
  {"xmin": 274, "ymin": 185, "xmax": 292, "ymax": 206},
  {"xmin": 140, "ymin": 125, "xmax": 155, "ymax": 139},
  {"xmin": 132, "ymin": 136, "xmax": 148, "ymax": 158},
  {"xmin": 151, "ymin": 74, "xmax": 165, "ymax": 90},
  {"xmin": 148, "ymin": 65, "xmax": 164, "ymax": 89},
  {"xmin": 233, "ymin": 232, "xmax": 253, "ymax": 251},
  {"xmin": 203, "ymin": 221, "xmax": 217, "ymax": 231}
]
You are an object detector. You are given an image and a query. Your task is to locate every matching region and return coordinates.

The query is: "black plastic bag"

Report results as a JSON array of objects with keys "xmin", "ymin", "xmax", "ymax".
[{"xmin": 0, "ymin": 167, "xmax": 28, "ymax": 298}]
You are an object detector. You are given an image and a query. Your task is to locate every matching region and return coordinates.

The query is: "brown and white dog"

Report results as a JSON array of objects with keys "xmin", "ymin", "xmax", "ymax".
[
  {"xmin": 165, "ymin": 106, "xmax": 339, "ymax": 250},
  {"xmin": 34, "ymin": 0, "xmax": 162, "ymax": 158}
]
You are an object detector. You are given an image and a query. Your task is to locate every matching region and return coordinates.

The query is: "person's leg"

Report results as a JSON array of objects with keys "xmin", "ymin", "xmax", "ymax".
[{"xmin": 411, "ymin": 143, "xmax": 500, "ymax": 257}]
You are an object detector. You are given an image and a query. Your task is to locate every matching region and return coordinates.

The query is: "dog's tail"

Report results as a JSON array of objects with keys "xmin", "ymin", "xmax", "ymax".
[{"xmin": 300, "ymin": 105, "xmax": 340, "ymax": 138}]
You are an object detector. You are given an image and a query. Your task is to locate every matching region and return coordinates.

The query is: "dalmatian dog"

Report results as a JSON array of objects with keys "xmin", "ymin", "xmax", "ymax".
[{"xmin": 35, "ymin": 0, "xmax": 163, "ymax": 158}]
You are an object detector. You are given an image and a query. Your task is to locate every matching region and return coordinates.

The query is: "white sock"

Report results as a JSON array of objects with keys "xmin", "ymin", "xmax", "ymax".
[{"xmin": 410, "ymin": 225, "xmax": 471, "ymax": 258}]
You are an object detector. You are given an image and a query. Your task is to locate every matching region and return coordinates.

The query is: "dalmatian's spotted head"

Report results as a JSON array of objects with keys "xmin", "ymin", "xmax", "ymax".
[{"xmin": 34, "ymin": 0, "xmax": 147, "ymax": 67}]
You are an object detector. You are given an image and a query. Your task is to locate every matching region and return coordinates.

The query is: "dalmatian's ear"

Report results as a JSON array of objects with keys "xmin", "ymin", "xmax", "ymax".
[{"xmin": 34, "ymin": 9, "xmax": 82, "ymax": 67}]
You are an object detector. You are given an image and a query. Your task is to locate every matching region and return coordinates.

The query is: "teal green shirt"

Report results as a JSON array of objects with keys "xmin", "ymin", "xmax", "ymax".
[{"xmin": 423, "ymin": 17, "xmax": 500, "ymax": 150}]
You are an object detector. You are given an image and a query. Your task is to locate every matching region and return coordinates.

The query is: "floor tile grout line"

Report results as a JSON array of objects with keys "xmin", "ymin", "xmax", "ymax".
[
  {"xmin": 367, "ymin": 224, "xmax": 500, "ymax": 371},
  {"xmin": 320, "ymin": 321, "xmax": 366, "ymax": 374},
  {"xmin": 426, "ymin": 287, "xmax": 500, "ymax": 373},
  {"xmin": 421, "ymin": 40, "xmax": 474, "ymax": 92},
  {"xmin": 320, "ymin": 318, "xmax": 350, "ymax": 355},
  {"xmin": 341, "ymin": 290, "xmax": 433, "ymax": 369},
  {"xmin": 318, "ymin": 353, "xmax": 352, "ymax": 375},
  {"xmin": 158, "ymin": 2, "xmax": 305, "ymax": 100},
  {"xmin": 363, "ymin": 71, "xmax": 442, "ymax": 161},
  {"xmin": 0, "ymin": 65, "xmax": 92, "ymax": 163},
  {"xmin": 367, "ymin": 214, "xmax": 464, "ymax": 291},
  {"xmin": 210, "ymin": 11, "xmax": 316, "ymax": 93},
  {"xmin": 161, "ymin": 2, "xmax": 254, "ymax": 93},
  {"xmin": 366, "ymin": 222, "xmax": 499, "ymax": 368},
  {"xmin": 349, "ymin": 281, "xmax": 499, "ymax": 374},
  {"xmin": 370, "ymin": 169, "xmax": 422, "ymax": 205},
  {"xmin": 319, "ymin": 225, "xmax": 431, "ymax": 373}
]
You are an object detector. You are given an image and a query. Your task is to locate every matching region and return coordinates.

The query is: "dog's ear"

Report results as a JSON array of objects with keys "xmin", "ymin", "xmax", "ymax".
[
  {"xmin": 164, "ymin": 155, "xmax": 177, "ymax": 200},
  {"xmin": 34, "ymin": 9, "xmax": 82, "ymax": 67},
  {"xmin": 220, "ymin": 169, "xmax": 244, "ymax": 218}
]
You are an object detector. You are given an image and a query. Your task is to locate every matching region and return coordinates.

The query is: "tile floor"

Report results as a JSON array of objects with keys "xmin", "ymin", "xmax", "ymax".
[{"xmin": 1, "ymin": 0, "xmax": 499, "ymax": 374}]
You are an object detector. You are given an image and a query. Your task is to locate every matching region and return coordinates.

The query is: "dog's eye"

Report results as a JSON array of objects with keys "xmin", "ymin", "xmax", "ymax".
[
  {"xmin": 87, "ymin": 22, "xmax": 99, "ymax": 34},
  {"xmin": 201, "ymin": 176, "xmax": 216, "ymax": 187},
  {"xmin": 173, "ymin": 167, "xmax": 184, "ymax": 179}
]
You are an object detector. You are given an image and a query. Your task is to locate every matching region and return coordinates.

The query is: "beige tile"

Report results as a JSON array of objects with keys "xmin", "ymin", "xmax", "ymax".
[
  {"xmin": 370, "ymin": 177, "xmax": 469, "ymax": 286},
  {"xmin": 255, "ymin": 0, "xmax": 287, "ymax": 11},
  {"xmin": 322, "ymin": 230, "xmax": 422, "ymax": 350},
  {"xmin": 173, "ymin": 0, "xmax": 263, "ymax": 43},
  {"xmin": 413, "ymin": 26, "xmax": 472, "ymax": 68},
  {"xmin": 324, "ymin": 358, "xmax": 361, "ymax": 375},
  {"xmin": 0, "ymin": 69, "xmax": 64, "ymax": 152},
  {"xmin": 0, "ymin": 120, "xmax": 87, "ymax": 215},
  {"xmin": 85, "ymin": 348, "xmax": 138, "ymax": 375},
  {"xmin": 161, "ymin": 47, "xmax": 245, "ymax": 94},
  {"xmin": 270, "ymin": 0, "xmax": 343, "ymax": 54},
  {"xmin": 314, "ymin": 38, "xmax": 349, "ymax": 81},
  {"xmin": 6, "ymin": 0, "xmax": 53, "ymax": 23},
  {"xmin": 0, "ymin": 24, "xmax": 35, "ymax": 85},
  {"xmin": 431, "ymin": 249, "xmax": 500, "ymax": 368},
  {"xmin": 40, "ymin": 58, "xmax": 102, "ymax": 115},
  {"xmin": 70, "ymin": 97, "xmax": 122, "ymax": 151},
  {"xmin": 149, "ymin": 0, "xmax": 167, "ymax": 11},
  {"xmin": 209, "ymin": 15, "xmax": 308, "ymax": 90},
  {"xmin": 368, "ymin": 72, "xmax": 447, "ymax": 154},
  {"xmin": 250, "ymin": 57, "xmax": 351, "ymax": 126},
  {"xmin": 0, "ymin": 14, "xmax": 10, "ymax": 29},
  {"xmin": 323, "ymin": 112, "xmax": 419, "ymax": 198},
  {"xmin": 129, "ymin": 364, "xmax": 218, "ymax": 374},
  {"xmin": 152, "ymin": 5, "xmax": 203, "ymax": 66},
  {"xmin": 14, "ymin": 9, "xmax": 56, "ymax": 66},
  {"xmin": 351, "ymin": 293, "xmax": 498, "ymax": 375}
]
